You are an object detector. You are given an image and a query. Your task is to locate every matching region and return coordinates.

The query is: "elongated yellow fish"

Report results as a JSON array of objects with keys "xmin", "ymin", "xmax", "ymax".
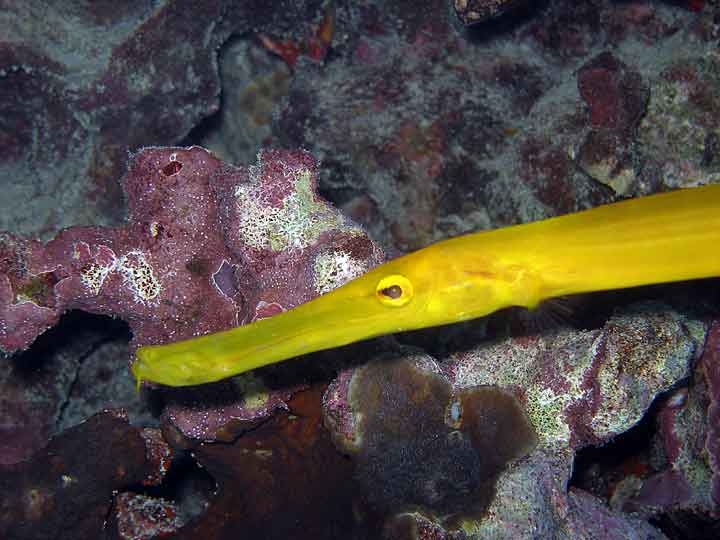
[{"xmin": 132, "ymin": 184, "xmax": 720, "ymax": 387}]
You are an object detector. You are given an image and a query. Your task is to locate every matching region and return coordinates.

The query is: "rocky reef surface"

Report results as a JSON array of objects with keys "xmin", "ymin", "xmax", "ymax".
[{"xmin": 0, "ymin": 1, "xmax": 718, "ymax": 539}]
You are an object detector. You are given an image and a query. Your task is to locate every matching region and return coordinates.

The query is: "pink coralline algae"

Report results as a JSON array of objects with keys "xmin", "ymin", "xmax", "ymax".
[
  {"xmin": 322, "ymin": 303, "xmax": 706, "ymax": 538},
  {"xmin": 616, "ymin": 319, "xmax": 720, "ymax": 532},
  {"xmin": 0, "ymin": 146, "xmax": 383, "ymax": 440}
]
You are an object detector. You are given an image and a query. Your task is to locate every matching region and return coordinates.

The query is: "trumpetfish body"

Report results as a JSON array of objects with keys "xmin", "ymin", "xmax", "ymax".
[{"xmin": 132, "ymin": 184, "xmax": 720, "ymax": 387}]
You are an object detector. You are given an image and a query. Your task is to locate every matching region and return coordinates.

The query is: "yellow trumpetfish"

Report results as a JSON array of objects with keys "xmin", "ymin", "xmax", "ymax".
[{"xmin": 132, "ymin": 184, "xmax": 720, "ymax": 387}]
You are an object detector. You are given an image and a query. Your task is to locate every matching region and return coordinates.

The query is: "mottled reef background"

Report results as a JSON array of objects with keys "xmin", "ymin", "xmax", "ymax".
[{"xmin": 1, "ymin": 1, "xmax": 719, "ymax": 539}]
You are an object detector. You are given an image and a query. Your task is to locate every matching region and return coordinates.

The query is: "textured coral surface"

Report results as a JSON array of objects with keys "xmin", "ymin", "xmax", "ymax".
[
  {"xmin": 323, "ymin": 304, "xmax": 709, "ymax": 538},
  {"xmin": 1, "ymin": 1, "xmax": 719, "ymax": 539},
  {"xmin": 0, "ymin": 0, "xmax": 319, "ymax": 238},
  {"xmin": 0, "ymin": 145, "xmax": 382, "ymax": 446}
]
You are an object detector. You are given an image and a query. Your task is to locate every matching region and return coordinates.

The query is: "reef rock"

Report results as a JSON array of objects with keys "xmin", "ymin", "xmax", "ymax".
[
  {"xmin": 0, "ymin": 146, "xmax": 383, "ymax": 442},
  {"xmin": 323, "ymin": 303, "xmax": 707, "ymax": 538}
]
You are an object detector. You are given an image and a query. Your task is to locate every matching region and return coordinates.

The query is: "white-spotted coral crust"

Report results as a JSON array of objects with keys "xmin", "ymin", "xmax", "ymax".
[
  {"xmin": 312, "ymin": 250, "xmax": 369, "ymax": 294},
  {"xmin": 233, "ymin": 156, "xmax": 362, "ymax": 252},
  {"xmin": 621, "ymin": 322, "xmax": 720, "ymax": 516},
  {"xmin": 75, "ymin": 243, "xmax": 161, "ymax": 305},
  {"xmin": 447, "ymin": 303, "xmax": 704, "ymax": 449},
  {"xmin": 116, "ymin": 251, "xmax": 162, "ymax": 304},
  {"xmin": 79, "ymin": 263, "xmax": 114, "ymax": 295},
  {"xmin": 75, "ymin": 243, "xmax": 117, "ymax": 296}
]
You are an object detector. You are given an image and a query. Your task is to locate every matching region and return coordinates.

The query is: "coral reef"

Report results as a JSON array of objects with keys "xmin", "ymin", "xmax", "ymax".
[
  {"xmin": 1, "ymin": 1, "xmax": 719, "ymax": 538},
  {"xmin": 323, "ymin": 303, "xmax": 707, "ymax": 538},
  {"xmin": 197, "ymin": 39, "xmax": 292, "ymax": 166},
  {"xmin": 0, "ymin": 313, "xmax": 144, "ymax": 465},
  {"xmin": 638, "ymin": 57, "xmax": 720, "ymax": 190},
  {"xmin": 0, "ymin": 0, "xmax": 319, "ymax": 239},
  {"xmin": 0, "ymin": 146, "xmax": 382, "ymax": 443},
  {"xmin": 330, "ymin": 353, "xmax": 537, "ymax": 526},
  {"xmin": 248, "ymin": 0, "xmax": 718, "ymax": 251},
  {"xmin": 169, "ymin": 384, "xmax": 365, "ymax": 540},
  {"xmin": 611, "ymin": 320, "xmax": 720, "ymax": 537},
  {"xmin": 706, "ymin": 323, "xmax": 720, "ymax": 507},
  {"xmin": 575, "ymin": 52, "xmax": 649, "ymax": 194}
]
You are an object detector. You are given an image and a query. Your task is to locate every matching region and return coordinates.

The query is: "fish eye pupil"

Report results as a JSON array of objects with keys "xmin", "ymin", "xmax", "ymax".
[
  {"xmin": 380, "ymin": 284, "xmax": 403, "ymax": 299},
  {"xmin": 376, "ymin": 274, "xmax": 413, "ymax": 307}
]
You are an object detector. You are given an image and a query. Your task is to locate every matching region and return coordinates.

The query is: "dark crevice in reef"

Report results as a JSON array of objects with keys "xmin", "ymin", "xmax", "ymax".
[
  {"xmin": 570, "ymin": 400, "xmax": 659, "ymax": 499},
  {"xmin": 10, "ymin": 310, "xmax": 131, "ymax": 375},
  {"xmin": 568, "ymin": 394, "xmax": 706, "ymax": 540},
  {"xmin": 119, "ymin": 453, "xmax": 217, "ymax": 527}
]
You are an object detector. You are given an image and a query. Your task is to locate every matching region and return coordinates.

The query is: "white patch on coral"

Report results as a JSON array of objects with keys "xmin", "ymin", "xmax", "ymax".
[
  {"xmin": 80, "ymin": 263, "xmax": 115, "ymax": 295},
  {"xmin": 234, "ymin": 163, "xmax": 343, "ymax": 251},
  {"xmin": 313, "ymin": 250, "xmax": 368, "ymax": 295},
  {"xmin": 76, "ymin": 244, "xmax": 162, "ymax": 304},
  {"xmin": 78, "ymin": 245, "xmax": 117, "ymax": 296},
  {"xmin": 116, "ymin": 250, "xmax": 162, "ymax": 304},
  {"xmin": 117, "ymin": 250, "xmax": 162, "ymax": 304}
]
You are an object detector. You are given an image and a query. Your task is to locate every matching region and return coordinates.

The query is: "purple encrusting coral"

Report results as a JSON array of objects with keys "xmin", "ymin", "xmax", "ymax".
[{"xmin": 0, "ymin": 145, "xmax": 383, "ymax": 444}]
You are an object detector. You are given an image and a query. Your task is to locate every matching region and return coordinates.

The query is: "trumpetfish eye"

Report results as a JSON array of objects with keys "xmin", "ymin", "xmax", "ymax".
[{"xmin": 376, "ymin": 274, "xmax": 414, "ymax": 307}]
